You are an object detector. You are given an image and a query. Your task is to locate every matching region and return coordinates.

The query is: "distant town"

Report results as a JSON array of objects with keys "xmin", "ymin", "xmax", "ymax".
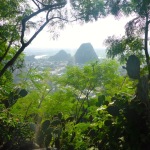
[{"xmin": 23, "ymin": 43, "xmax": 107, "ymax": 77}]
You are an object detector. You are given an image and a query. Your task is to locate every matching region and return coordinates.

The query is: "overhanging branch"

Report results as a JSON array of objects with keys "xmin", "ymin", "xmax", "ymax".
[
  {"xmin": 32, "ymin": 0, "xmax": 40, "ymax": 9},
  {"xmin": 0, "ymin": 15, "xmax": 67, "ymax": 78},
  {"xmin": 0, "ymin": 1, "xmax": 68, "ymax": 78},
  {"xmin": 20, "ymin": 1, "xmax": 66, "ymax": 44}
]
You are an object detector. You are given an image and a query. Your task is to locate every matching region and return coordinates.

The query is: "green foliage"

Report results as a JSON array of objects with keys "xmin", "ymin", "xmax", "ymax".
[
  {"xmin": 0, "ymin": 109, "xmax": 34, "ymax": 149},
  {"xmin": 2, "ymin": 0, "xmax": 150, "ymax": 149},
  {"xmin": 8, "ymin": 60, "xmax": 133, "ymax": 149},
  {"xmin": 0, "ymin": 2, "xmax": 149, "ymax": 148},
  {"xmin": 1, "ymin": 88, "xmax": 28, "ymax": 109},
  {"xmin": 105, "ymin": 0, "xmax": 150, "ymax": 17},
  {"xmin": 105, "ymin": 36, "xmax": 144, "ymax": 63},
  {"xmin": 0, "ymin": 43, "xmax": 25, "ymax": 104},
  {"xmin": 103, "ymin": 1, "xmax": 150, "ymax": 148},
  {"xmin": 71, "ymin": 0, "xmax": 106, "ymax": 22},
  {"xmin": 59, "ymin": 60, "xmax": 127, "ymax": 96},
  {"xmin": 96, "ymin": 95, "xmax": 105, "ymax": 106},
  {"xmin": 0, "ymin": 56, "xmax": 146, "ymax": 149},
  {"xmin": 126, "ymin": 55, "xmax": 140, "ymax": 79}
]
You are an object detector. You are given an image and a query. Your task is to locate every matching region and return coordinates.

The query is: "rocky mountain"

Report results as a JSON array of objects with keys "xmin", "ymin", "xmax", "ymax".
[
  {"xmin": 49, "ymin": 50, "xmax": 71, "ymax": 61},
  {"xmin": 25, "ymin": 55, "xmax": 36, "ymax": 62},
  {"xmin": 74, "ymin": 43, "xmax": 98, "ymax": 64}
]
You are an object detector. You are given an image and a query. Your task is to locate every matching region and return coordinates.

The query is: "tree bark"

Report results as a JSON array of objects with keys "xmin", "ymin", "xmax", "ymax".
[{"xmin": 144, "ymin": 14, "xmax": 150, "ymax": 79}]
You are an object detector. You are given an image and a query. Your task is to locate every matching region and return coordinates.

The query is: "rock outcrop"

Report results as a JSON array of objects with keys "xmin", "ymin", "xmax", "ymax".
[
  {"xmin": 74, "ymin": 43, "xmax": 98, "ymax": 64},
  {"xmin": 49, "ymin": 50, "xmax": 71, "ymax": 61},
  {"xmin": 25, "ymin": 55, "xmax": 36, "ymax": 62}
]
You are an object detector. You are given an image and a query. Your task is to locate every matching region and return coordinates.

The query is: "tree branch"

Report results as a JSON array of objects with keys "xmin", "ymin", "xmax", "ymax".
[
  {"xmin": 20, "ymin": 19, "xmax": 26, "ymax": 45},
  {"xmin": 23, "ymin": 1, "xmax": 66, "ymax": 23},
  {"xmin": 0, "ymin": 16, "xmax": 66, "ymax": 78},
  {"xmin": 144, "ymin": 14, "xmax": 150, "ymax": 79},
  {"xmin": 35, "ymin": 0, "xmax": 47, "ymax": 7},
  {"xmin": 32, "ymin": 0, "xmax": 40, "ymax": 10},
  {"xmin": 0, "ymin": 2, "xmax": 67, "ymax": 78},
  {"xmin": 0, "ymin": 38, "xmax": 13, "ymax": 63},
  {"xmin": 26, "ymin": 16, "xmax": 66, "ymax": 46}
]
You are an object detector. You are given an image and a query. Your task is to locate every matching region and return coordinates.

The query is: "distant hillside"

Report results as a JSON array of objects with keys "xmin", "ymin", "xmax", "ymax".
[
  {"xmin": 74, "ymin": 43, "xmax": 98, "ymax": 64},
  {"xmin": 49, "ymin": 50, "xmax": 71, "ymax": 61},
  {"xmin": 25, "ymin": 55, "xmax": 36, "ymax": 61}
]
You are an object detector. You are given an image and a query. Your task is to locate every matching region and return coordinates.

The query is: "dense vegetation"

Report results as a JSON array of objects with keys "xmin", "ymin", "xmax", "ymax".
[{"xmin": 1, "ymin": 0, "xmax": 150, "ymax": 149}]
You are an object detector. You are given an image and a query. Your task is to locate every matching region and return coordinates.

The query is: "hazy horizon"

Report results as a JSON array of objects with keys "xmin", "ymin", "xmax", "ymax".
[
  {"xmin": 24, "ymin": 14, "xmax": 134, "ymax": 59},
  {"xmin": 24, "ymin": 46, "xmax": 107, "ymax": 58},
  {"xmin": 26, "ymin": 15, "xmax": 132, "ymax": 52}
]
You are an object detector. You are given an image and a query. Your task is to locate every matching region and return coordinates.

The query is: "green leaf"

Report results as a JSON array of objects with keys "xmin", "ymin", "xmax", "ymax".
[
  {"xmin": 46, "ymin": 127, "xmax": 53, "ymax": 133},
  {"xmin": 51, "ymin": 119, "xmax": 61, "ymax": 126},
  {"xmin": 53, "ymin": 128, "xmax": 62, "ymax": 136},
  {"xmin": 107, "ymin": 105, "xmax": 119, "ymax": 116},
  {"xmin": 45, "ymin": 133, "xmax": 52, "ymax": 148},
  {"xmin": 88, "ymin": 129, "xmax": 96, "ymax": 137},
  {"xmin": 41, "ymin": 120, "xmax": 50, "ymax": 132},
  {"xmin": 19, "ymin": 89, "xmax": 28, "ymax": 97},
  {"xmin": 29, "ymin": 123, "xmax": 36, "ymax": 131},
  {"xmin": 126, "ymin": 55, "xmax": 140, "ymax": 79},
  {"xmin": 104, "ymin": 119, "xmax": 112, "ymax": 126},
  {"xmin": 96, "ymin": 95, "xmax": 105, "ymax": 106},
  {"xmin": 57, "ymin": 112, "xmax": 63, "ymax": 119}
]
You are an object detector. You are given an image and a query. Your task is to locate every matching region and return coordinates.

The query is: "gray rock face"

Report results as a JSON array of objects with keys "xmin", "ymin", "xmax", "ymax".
[
  {"xmin": 25, "ymin": 55, "xmax": 36, "ymax": 61},
  {"xmin": 74, "ymin": 43, "xmax": 98, "ymax": 64},
  {"xmin": 49, "ymin": 50, "xmax": 71, "ymax": 61}
]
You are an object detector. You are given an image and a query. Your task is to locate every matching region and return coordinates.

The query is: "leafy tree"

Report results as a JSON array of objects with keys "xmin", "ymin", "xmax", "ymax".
[
  {"xmin": 0, "ymin": 0, "xmax": 107, "ymax": 78},
  {"xmin": 105, "ymin": 36, "xmax": 144, "ymax": 63},
  {"xmin": 0, "ymin": 45, "xmax": 24, "ymax": 101},
  {"xmin": 0, "ymin": 1, "xmax": 106, "ymax": 146},
  {"xmin": 40, "ymin": 60, "xmax": 133, "ymax": 149},
  {"xmin": 104, "ymin": 0, "xmax": 150, "ymax": 77},
  {"xmin": 8, "ymin": 60, "xmax": 133, "ymax": 149},
  {"xmin": 71, "ymin": 0, "xmax": 106, "ymax": 21},
  {"xmin": 0, "ymin": 0, "xmax": 67, "ymax": 77},
  {"xmin": 2, "ymin": 0, "xmax": 150, "ymax": 149},
  {"xmin": 101, "ymin": 1, "xmax": 150, "ymax": 149},
  {"xmin": 0, "ymin": 109, "xmax": 34, "ymax": 150}
]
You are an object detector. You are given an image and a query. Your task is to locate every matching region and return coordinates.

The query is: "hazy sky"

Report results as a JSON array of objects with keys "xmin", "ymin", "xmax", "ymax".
[{"xmin": 27, "ymin": 15, "xmax": 131, "ymax": 50}]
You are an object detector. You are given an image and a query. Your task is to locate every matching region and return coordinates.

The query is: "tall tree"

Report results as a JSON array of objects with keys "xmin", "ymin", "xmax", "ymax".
[
  {"xmin": 0, "ymin": 0, "xmax": 106, "ymax": 78},
  {"xmin": 105, "ymin": 0, "xmax": 150, "ymax": 78},
  {"xmin": 0, "ymin": 0, "xmax": 67, "ymax": 77}
]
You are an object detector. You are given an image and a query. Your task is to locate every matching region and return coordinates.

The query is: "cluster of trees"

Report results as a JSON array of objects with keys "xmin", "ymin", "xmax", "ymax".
[{"xmin": 1, "ymin": 0, "xmax": 150, "ymax": 149}]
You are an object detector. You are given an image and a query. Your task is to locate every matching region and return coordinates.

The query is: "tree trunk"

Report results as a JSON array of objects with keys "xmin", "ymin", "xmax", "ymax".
[{"xmin": 144, "ymin": 14, "xmax": 150, "ymax": 79}]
